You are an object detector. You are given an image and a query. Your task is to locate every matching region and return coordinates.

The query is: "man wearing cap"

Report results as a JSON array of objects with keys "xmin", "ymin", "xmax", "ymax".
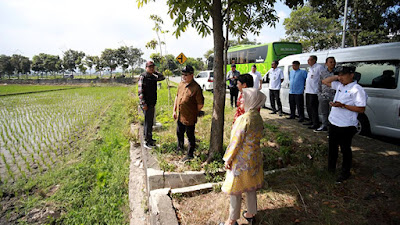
[
  {"xmin": 322, "ymin": 66, "xmax": 367, "ymax": 183},
  {"xmin": 173, "ymin": 65, "xmax": 204, "ymax": 161},
  {"xmin": 249, "ymin": 64, "xmax": 263, "ymax": 90},
  {"xmin": 138, "ymin": 61, "xmax": 165, "ymax": 148},
  {"xmin": 304, "ymin": 55, "xmax": 325, "ymax": 129},
  {"xmin": 265, "ymin": 60, "xmax": 284, "ymax": 116},
  {"xmin": 226, "ymin": 64, "xmax": 240, "ymax": 107}
]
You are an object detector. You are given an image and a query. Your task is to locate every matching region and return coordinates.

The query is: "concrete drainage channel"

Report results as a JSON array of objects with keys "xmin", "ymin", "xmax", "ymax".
[
  {"xmin": 130, "ymin": 124, "xmax": 222, "ymax": 225},
  {"xmin": 130, "ymin": 124, "xmax": 290, "ymax": 225}
]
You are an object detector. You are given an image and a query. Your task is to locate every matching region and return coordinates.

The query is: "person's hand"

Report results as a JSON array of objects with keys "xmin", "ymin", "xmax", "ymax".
[
  {"xmin": 330, "ymin": 101, "xmax": 344, "ymax": 108},
  {"xmin": 173, "ymin": 111, "xmax": 177, "ymax": 120},
  {"xmin": 224, "ymin": 161, "xmax": 232, "ymax": 170},
  {"xmin": 142, "ymin": 105, "xmax": 148, "ymax": 111}
]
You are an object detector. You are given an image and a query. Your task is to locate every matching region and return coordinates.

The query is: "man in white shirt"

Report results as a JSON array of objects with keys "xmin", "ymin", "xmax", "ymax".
[
  {"xmin": 265, "ymin": 60, "xmax": 284, "ymax": 116},
  {"xmin": 304, "ymin": 55, "xmax": 325, "ymax": 129},
  {"xmin": 249, "ymin": 64, "xmax": 262, "ymax": 90},
  {"xmin": 322, "ymin": 66, "xmax": 367, "ymax": 183}
]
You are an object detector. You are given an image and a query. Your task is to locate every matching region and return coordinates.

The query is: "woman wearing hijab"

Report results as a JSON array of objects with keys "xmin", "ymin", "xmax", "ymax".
[{"xmin": 220, "ymin": 88, "xmax": 266, "ymax": 225}]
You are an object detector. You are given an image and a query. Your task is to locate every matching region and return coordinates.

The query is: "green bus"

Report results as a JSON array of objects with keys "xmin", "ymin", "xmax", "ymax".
[{"xmin": 208, "ymin": 42, "xmax": 302, "ymax": 75}]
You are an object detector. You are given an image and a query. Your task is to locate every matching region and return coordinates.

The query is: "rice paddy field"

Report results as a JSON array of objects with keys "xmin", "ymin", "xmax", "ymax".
[
  {"xmin": 0, "ymin": 86, "xmax": 117, "ymax": 183},
  {"xmin": 0, "ymin": 84, "xmax": 136, "ymax": 224}
]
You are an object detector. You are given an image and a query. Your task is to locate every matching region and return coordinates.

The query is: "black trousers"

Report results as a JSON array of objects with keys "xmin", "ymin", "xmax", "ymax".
[
  {"xmin": 328, "ymin": 125, "xmax": 357, "ymax": 175},
  {"xmin": 289, "ymin": 94, "xmax": 305, "ymax": 120},
  {"xmin": 177, "ymin": 120, "xmax": 196, "ymax": 157},
  {"xmin": 269, "ymin": 89, "xmax": 282, "ymax": 112},
  {"xmin": 143, "ymin": 105, "xmax": 155, "ymax": 143},
  {"xmin": 306, "ymin": 93, "xmax": 319, "ymax": 126},
  {"xmin": 230, "ymin": 88, "xmax": 239, "ymax": 107}
]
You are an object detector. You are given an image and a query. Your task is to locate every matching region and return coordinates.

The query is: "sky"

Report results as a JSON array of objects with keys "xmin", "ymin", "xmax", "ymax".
[{"xmin": 0, "ymin": 0, "xmax": 291, "ymax": 63}]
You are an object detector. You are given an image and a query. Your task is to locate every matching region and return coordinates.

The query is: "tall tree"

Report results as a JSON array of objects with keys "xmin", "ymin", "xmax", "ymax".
[
  {"xmin": 0, "ymin": 55, "xmax": 13, "ymax": 79},
  {"xmin": 85, "ymin": 55, "xmax": 96, "ymax": 75},
  {"xmin": 307, "ymin": 0, "xmax": 400, "ymax": 46},
  {"xmin": 62, "ymin": 49, "xmax": 85, "ymax": 75},
  {"xmin": 10, "ymin": 54, "xmax": 31, "ymax": 79},
  {"xmin": 43, "ymin": 54, "xmax": 62, "ymax": 77},
  {"xmin": 282, "ymin": 5, "xmax": 342, "ymax": 51},
  {"xmin": 101, "ymin": 48, "xmax": 118, "ymax": 77},
  {"xmin": 32, "ymin": 54, "xmax": 45, "ymax": 78},
  {"xmin": 137, "ymin": 0, "xmax": 299, "ymax": 162}
]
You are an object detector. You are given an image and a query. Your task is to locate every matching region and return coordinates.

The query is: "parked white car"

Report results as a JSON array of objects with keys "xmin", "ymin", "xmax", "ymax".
[{"xmin": 195, "ymin": 70, "xmax": 214, "ymax": 91}]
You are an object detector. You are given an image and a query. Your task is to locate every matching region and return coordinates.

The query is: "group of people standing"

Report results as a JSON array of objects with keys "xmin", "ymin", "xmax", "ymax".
[{"xmin": 139, "ymin": 58, "xmax": 367, "ymax": 225}]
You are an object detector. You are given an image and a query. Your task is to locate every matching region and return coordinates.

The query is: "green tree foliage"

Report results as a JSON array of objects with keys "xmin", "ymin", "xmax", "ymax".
[
  {"xmin": 307, "ymin": 0, "xmax": 400, "ymax": 46},
  {"xmin": 32, "ymin": 54, "xmax": 45, "ymax": 76},
  {"xmin": 282, "ymin": 5, "xmax": 342, "ymax": 51},
  {"xmin": 63, "ymin": 49, "xmax": 85, "ymax": 74},
  {"xmin": 0, "ymin": 55, "xmax": 13, "ymax": 79},
  {"xmin": 117, "ymin": 46, "xmax": 145, "ymax": 76},
  {"xmin": 185, "ymin": 57, "xmax": 205, "ymax": 71},
  {"xmin": 101, "ymin": 49, "xmax": 118, "ymax": 77},
  {"xmin": 32, "ymin": 53, "xmax": 62, "ymax": 77},
  {"xmin": 85, "ymin": 55, "xmax": 96, "ymax": 75},
  {"xmin": 10, "ymin": 54, "xmax": 31, "ymax": 78},
  {"xmin": 137, "ymin": 0, "xmax": 301, "ymax": 162}
]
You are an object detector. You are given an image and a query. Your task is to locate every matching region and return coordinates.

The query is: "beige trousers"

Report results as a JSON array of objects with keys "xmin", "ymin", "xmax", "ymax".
[{"xmin": 229, "ymin": 191, "xmax": 257, "ymax": 220}]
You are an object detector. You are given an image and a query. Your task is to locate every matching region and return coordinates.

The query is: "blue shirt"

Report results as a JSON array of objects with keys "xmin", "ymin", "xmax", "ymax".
[{"xmin": 289, "ymin": 69, "xmax": 307, "ymax": 94}]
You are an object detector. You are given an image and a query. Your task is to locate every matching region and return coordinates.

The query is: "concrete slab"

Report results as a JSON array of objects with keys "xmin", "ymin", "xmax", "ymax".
[
  {"xmin": 129, "ymin": 141, "xmax": 148, "ymax": 225},
  {"xmin": 149, "ymin": 188, "xmax": 179, "ymax": 225}
]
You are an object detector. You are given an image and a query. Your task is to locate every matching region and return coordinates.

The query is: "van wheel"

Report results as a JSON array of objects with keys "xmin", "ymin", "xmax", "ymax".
[{"xmin": 357, "ymin": 114, "xmax": 371, "ymax": 136}]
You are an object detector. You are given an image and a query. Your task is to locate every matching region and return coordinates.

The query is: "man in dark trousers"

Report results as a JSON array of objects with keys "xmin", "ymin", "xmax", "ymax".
[
  {"xmin": 173, "ymin": 65, "xmax": 204, "ymax": 161},
  {"xmin": 226, "ymin": 64, "xmax": 240, "ymax": 107},
  {"xmin": 138, "ymin": 61, "xmax": 165, "ymax": 148},
  {"xmin": 287, "ymin": 61, "xmax": 307, "ymax": 122}
]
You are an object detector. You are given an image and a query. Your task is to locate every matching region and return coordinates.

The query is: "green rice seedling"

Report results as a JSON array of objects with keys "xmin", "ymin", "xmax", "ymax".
[
  {"xmin": 39, "ymin": 152, "xmax": 49, "ymax": 169},
  {"xmin": 16, "ymin": 163, "xmax": 27, "ymax": 179},
  {"xmin": 22, "ymin": 155, "xmax": 32, "ymax": 173},
  {"xmin": 1, "ymin": 154, "xmax": 14, "ymax": 180}
]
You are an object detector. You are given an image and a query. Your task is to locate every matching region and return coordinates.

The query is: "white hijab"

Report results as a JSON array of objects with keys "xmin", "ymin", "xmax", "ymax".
[{"xmin": 242, "ymin": 88, "xmax": 266, "ymax": 112}]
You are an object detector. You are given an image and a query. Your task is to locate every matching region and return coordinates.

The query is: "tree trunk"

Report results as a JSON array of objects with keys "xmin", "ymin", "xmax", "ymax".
[{"xmin": 207, "ymin": 0, "xmax": 226, "ymax": 163}]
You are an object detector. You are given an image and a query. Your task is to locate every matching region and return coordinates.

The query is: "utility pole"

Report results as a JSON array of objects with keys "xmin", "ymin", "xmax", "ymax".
[{"xmin": 341, "ymin": 0, "xmax": 349, "ymax": 48}]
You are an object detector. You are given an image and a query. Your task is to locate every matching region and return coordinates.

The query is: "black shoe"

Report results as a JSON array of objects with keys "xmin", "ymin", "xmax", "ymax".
[
  {"xmin": 303, "ymin": 122, "xmax": 313, "ymax": 125},
  {"xmin": 314, "ymin": 126, "xmax": 328, "ymax": 133},
  {"xmin": 219, "ymin": 222, "xmax": 238, "ymax": 225},
  {"xmin": 279, "ymin": 112, "xmax": 283, "ymax": 116},
  {"xmin": 298, "ymin": 119, "xmax": 304, "ymax": 123},
  {"xmin": 336, "ymin": 173, "xmax": 350, "ymax": 183},
  {"xmin": 144, "ymin": 141, "xmax": 156, "ymax": 148},
  {"xmin": 270, "ymin": 111, "xmax": 277, "ymax": 114},
  {"xmin": 181, "ymin": 155, "xmax": 194, "ymax": 162},
  {"xmin": 286, "ymin": 117, "xmax": 295, "ymax": 120},
  {"xmin": 308, "ymin": 125, "xmax": 319, "ymax": 129},
  {"xmin": 242, "ymin": 211, "xmax": 256, "ymax": 224}
]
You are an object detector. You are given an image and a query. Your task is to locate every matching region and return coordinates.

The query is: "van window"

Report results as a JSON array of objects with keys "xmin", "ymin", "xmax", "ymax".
[
  {"xmin": 340, "ymin": 61, "xmax": 398, "ymax": 89},
  {"xmin": 210, "ymin": 72, "xmax": 214, "ymax": 78}
]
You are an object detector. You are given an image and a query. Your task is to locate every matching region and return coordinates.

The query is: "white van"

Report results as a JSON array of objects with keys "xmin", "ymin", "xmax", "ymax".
[
  {"xmin": 195, "ymin": 70, "xmax": 214, "ymax": 91},
  {"xmin": 261, "ymin": 42, "xmax": 400, "ymax": 139}
]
